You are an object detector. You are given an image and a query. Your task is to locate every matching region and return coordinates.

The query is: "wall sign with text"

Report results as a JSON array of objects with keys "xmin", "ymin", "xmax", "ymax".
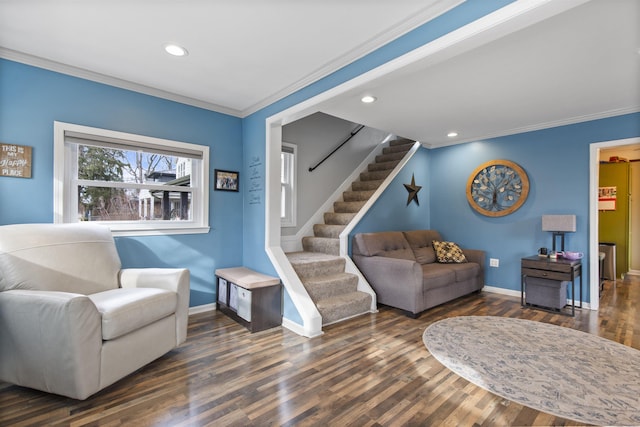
[{"xmin": 0, "ymin": 143, "xmax": 32, "ymax": 178}]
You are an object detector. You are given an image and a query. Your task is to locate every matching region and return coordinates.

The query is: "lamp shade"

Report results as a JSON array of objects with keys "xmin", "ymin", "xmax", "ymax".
[{"xmin": 542, "ymin": 215, "xmax": 576, "ymax": 232}]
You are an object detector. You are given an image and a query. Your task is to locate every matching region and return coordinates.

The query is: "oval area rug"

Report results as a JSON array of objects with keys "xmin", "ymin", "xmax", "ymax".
[{"xmin": 423, "ymin": 316, "xmax": 640, "ymax": 426}]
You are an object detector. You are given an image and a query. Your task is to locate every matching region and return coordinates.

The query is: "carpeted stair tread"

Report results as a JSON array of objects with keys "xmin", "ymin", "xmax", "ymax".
[
  {"xmin": 343, "ymin": 189, "xmax": 375, "ymax": 202},
  {"xmin": 383, "ymin": 143, "xmax": 414, "ymax": 154},
  {"xmin": 313, "ymin": 224, "xmax": 345, "ymax": 238},
  {"xmin": 375, "ymin": 151, "xmax": 409, "ymax": 164},
  {"xmin": 286, "ymin": 251, "xmax": 345, "ymax": 279},
  {"xmin": 316, "ymin": 291, "xmax": 372, "ymax": 325},
  {"xmin": 304, "ymin": 273, "xmax": 359, "ymax": 301},
  {"xmin": 360, "ymin": 169, "xmax": 392, "ymax": 182},
  {"xmin": 302, "ymin": 236, "xmax": 339, "ymax": 255},
  {"xmin": 351, "ymin": 180, "xmax": 383, "ymax": 191},
  {"xmin": 389, "ymin": 138, "xmax": 413, "ymax": 146},
  {"xmin": 333, "ymin": 200, "xmax": 366, "ymax": 213},
  {"xmin": 368, "ymin": 160, "xmax": 400, "ymax": 172},
  {"xmin": 323, "ymin": 212, "xmax": 356, "ymax": 225}
]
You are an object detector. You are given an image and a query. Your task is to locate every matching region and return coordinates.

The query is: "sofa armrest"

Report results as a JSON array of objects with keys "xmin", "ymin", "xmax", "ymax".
[
  {"xmin": 0, "ymin": 289, "xmax": 102, "ymax": 399},
  {"xmin": 353, "ymin": 255, "xmax": 423, "ymax": 313},
  {"xmin": 463, "ymin": 249, "xmax": 486, "ymax": 269},
  {"xmin": 119, "ymin": 268, "xmax": 190, "ymax": 345}
]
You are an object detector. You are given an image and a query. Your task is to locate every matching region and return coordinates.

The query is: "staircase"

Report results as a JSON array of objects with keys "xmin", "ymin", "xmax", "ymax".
[{"xmin": 286, "ymin": 138, "xmax": 415, "ymax": 325}]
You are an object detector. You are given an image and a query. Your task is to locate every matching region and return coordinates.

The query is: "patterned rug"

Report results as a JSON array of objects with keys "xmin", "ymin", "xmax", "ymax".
[{"xmin": 423, "ymin": 316, "xmax": 640, "ymax": 426}]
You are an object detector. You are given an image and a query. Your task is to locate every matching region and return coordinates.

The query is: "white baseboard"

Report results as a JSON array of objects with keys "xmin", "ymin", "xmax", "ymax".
[
  {"xmin": 188, "ymin": 303, "xmax": 216, "ymax": 316},
  {"xmin": 282, "ymin": 318, "xmax": 323, "ymax": 338},
  {"xmin": 483, "ymin": 285, "xmax": 521, "ymax": 298}
]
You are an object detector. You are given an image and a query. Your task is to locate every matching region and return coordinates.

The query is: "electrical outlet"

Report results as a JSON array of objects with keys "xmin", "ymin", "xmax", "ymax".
[{"xmin": 489, "ymin": 258, "xmax": 499, "ymax": 268}]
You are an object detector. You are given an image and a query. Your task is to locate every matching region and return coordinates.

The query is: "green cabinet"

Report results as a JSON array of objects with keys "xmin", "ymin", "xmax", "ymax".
[{"xmin": 599, "ymin": 162, "xmax": 629, "ymax": 279}]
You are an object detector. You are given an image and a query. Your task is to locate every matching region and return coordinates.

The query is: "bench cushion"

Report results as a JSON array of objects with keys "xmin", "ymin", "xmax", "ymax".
[{"xmin": 89, "ymin": 288, "xmax": 177, "ymax": 340}]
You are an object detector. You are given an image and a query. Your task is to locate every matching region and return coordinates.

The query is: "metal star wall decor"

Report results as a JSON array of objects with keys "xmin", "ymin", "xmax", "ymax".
[{"xmin": 404, "ymin": 173, "xmax": 422, "ymax": 206}]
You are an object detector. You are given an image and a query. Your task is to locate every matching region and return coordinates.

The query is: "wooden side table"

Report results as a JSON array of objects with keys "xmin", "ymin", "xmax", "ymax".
[
  {"xmin": 521, "ymin": 255, "xmax": 582, "ymax": 316},
  {"xmin": 215, "ymin": 267, "xmax": 282, "ymax": 332}
]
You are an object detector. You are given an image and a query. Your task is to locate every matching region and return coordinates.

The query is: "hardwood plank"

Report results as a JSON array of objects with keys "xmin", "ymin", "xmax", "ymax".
[{"xmin": 1, "ymin": 275, "xmax": 638, "ymax": 426}]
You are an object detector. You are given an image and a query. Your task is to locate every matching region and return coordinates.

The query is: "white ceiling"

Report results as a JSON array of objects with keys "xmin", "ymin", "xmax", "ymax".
[
  {"xmin": 317, "ymin": 0, "xmax": 640, "ymax": 147},
  {"xmin": 0, "ymin": 0, "xmax": 461, "ymax": 116},
  {"xmin": 1, "ymin": 0, "xmax": 638, "ymax": 148}
]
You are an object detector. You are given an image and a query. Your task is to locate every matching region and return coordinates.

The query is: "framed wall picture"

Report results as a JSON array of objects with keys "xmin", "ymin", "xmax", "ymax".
[{"xmin": 214, "ymin": 169, "xmax": 239, "ymax": 192}]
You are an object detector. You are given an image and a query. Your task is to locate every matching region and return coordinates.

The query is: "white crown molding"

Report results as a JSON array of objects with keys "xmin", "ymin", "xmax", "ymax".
[
  {"xmin": 422, "ymin": 106, "xmax": 640, "ymax": 149},
  {"xmin": 0, "ymin": 47, "xmax": 243, "ymax": 117}
]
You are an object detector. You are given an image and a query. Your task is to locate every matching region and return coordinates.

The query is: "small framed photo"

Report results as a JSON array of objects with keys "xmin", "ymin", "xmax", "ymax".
[{"xmin": 214, "ymin": 169, "xmax": 239, "ymax": 192}]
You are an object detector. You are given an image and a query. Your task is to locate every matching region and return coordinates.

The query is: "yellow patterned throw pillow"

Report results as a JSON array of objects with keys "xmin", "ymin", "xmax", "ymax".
[{"xmin": 432, "ymin": 241, "xmax": 467, "ymax": 263}]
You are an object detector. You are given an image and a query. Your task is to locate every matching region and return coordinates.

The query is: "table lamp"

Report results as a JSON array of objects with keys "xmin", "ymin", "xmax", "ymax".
[{"xmin": 542, "ymin": 214, "xmax": 576, "ymax": 252}]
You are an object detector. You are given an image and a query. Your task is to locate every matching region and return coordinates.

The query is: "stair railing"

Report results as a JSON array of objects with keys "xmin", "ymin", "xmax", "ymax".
[{"xmin": 308, "ymin": 125, "xmax": 365, "ymax": 172}]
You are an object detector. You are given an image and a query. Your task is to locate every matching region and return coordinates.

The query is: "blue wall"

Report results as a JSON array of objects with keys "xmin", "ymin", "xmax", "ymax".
[
  {"xmin": 428, "ymin": 113, "xmax": 640, "ymax": 302},
  {"xmin": 351, "ymin": 114, "xmax": 640, "ymax": 304},
  {"xmin": 0, "ymin": 59, "xmax": 244, "ymax": 306}
]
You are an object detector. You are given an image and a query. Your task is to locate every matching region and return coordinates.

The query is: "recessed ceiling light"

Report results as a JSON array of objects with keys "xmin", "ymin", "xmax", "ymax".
[
  {"xmin": 164, "ymin": 43, "xmax": 188, "ymax": 57},
  {"xmin": 361, "ymin": 95, "xmax": 377, "ymax": 104},
  {"xmin": 447, "ymin": 132, "xmax": 459, "ymax": 138}
]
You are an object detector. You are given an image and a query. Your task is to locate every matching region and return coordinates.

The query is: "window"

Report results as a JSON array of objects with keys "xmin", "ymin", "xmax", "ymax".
[
  {"xmin": 281, "ymin": 142, "xmax": 296, "ymax": 227},
  {"xmin": 54, "ymin": 121, "xmax": 209, "ymax": 236}
]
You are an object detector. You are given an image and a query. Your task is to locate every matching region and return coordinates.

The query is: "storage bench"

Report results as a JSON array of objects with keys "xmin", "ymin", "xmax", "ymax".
[
  {"xmin": 525, "ymin": 276, "xmax": 568, "ymax": 310},
  {"xmin": 215, "ymin": 267, "xmax": 282, "ymax": 332}
]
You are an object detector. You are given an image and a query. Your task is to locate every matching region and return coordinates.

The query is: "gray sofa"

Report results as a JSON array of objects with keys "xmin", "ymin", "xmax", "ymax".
[
  {"xmin": 352, "ymin": 230, "xmax": 485, "ymax": 317},
  {"xmin": 0, "ymin": 223, "xmax": 190, "ymax": 399}
]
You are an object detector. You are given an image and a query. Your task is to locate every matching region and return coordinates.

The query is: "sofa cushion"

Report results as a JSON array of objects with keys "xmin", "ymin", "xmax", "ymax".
[
  {"xmin": 89, "ymin": 288, "xmax": 177, "ymax": 340},
  {"xmin": 403, "ymin": 230, "xmax": 442, "ymax": 264},
  {"xmin": 352, "ymin": 232, "xmax": 415, "ymax": 260},
  {"xmin": 421, "ymin": 264, "xmax": 456, "ymax": 290},
  {"xmin": 432, "ymin": 241, "xmax": 468, "ymax": 263},
  {"xmin": 448, "ymin": 263, "xmax": 481, "ymax": 282}
]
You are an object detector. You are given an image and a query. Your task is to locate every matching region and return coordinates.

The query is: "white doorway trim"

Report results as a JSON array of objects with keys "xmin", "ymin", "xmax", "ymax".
[{"xmin": 589, "ymin": 136, "xmax": 640, "ymax": 310}]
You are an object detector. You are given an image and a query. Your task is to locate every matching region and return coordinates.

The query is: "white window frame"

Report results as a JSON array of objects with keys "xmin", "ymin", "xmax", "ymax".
[
  {"xmin": 53, "ymin": 121, "xmax": 210, "ymax": 236},
  {"xmin": 281, "ymin": 142, "xmax": 297, "ymax": 227}
]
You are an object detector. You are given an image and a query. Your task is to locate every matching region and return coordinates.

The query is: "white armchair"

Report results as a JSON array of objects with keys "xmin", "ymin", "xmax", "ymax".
[{"xmin": 0, "ymin": 223, "xmax": 189, "ymax": 400}]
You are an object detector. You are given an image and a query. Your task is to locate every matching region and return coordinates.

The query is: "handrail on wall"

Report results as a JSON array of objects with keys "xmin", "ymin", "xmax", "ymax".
[{"xmin": 308, "ymin": 125, "xmax": 365, "ymax": 172}]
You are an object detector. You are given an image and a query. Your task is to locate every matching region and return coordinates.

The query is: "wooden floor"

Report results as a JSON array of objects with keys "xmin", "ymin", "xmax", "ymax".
[{"xmin": 1, "ymin": 275, "xmax": 638, "ymax": 427}]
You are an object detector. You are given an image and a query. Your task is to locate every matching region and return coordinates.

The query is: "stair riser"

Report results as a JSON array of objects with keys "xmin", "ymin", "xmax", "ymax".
[
  {"xmin": 305, "ymin": 274, "xmax": 359, "ymax": 301},
  {"xmin": 317, "ymin": 293, "xmax": 372, "ymax": 325},
  {"xmin": 342, "ymin": 190, "xmax": 375, "ymax": 202},
  {"xmin": 323, "ymin": 212, "xmax": 356, "ymax": 225},
  {"xmin": 368, "ymin": 160, "xmax": 400, "ymax": 172},
  {"xmin": 360, "ymin": 170, "xmax": 391, "ymax": 182},
  {"xmin": 389, "ymin": 138, "xmax": 413, "ymax": 146},
  {"xmin": 383, "ymin": 143, "xmax": 414, "ymax": 154},
  {"xmin": 351, "ymin": 180, "xmax": 383, "ymax": 191},
  {"xmin": 375, "ymin": 151, "xmax": 407, "ymax": 163},
  {"xmin": 302, "ymin": 237, "xmax": 339, "ymax": 256},
  {"xmin": 290, "ymin": 258, "xmax": 346, "ymax": 279},
  {"xmin": 313, "ymin": 224, "xmax": 345, "ymax": 238},
  {"xmin": 333, "ymin": 201, "xmax": 366, "ymax": 213}
]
